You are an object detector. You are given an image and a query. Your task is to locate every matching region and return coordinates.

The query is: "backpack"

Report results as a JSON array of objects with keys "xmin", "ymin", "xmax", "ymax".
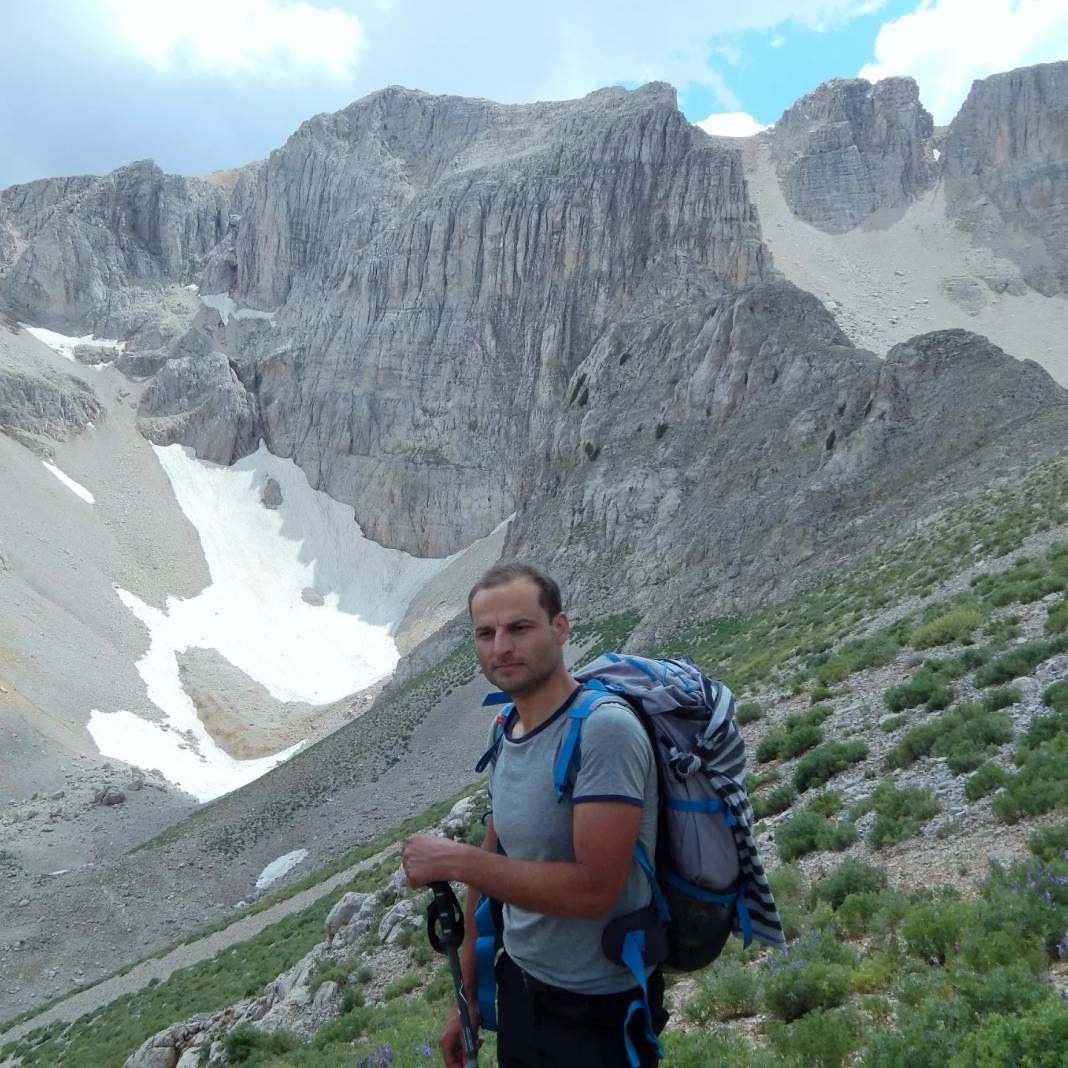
[{"xmin": 472, "ymin": 653, "xmax": 785, "ymax": 1065}]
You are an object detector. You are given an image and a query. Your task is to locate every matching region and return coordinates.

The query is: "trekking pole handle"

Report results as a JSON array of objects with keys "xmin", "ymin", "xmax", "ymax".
[{"xmin": 427, "ymin": 882, "xmax": 479, "ymax": 1068}]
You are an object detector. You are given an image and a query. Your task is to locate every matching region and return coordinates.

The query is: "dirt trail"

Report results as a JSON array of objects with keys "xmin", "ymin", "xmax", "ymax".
[{"xmin": 0, "ymin": 842, "xmax": 400, "ymax": 1047}]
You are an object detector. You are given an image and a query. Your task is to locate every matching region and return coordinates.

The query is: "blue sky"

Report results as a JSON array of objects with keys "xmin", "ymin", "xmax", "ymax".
[{"xmin": 1, "ymin": 1, "xmax": 1065, "ymax": 189}]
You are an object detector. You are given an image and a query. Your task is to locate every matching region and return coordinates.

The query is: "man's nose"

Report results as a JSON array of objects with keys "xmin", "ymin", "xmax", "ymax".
[{"xmin": 493, "ymin": 629, "xmax": 514, "ymax": 654}]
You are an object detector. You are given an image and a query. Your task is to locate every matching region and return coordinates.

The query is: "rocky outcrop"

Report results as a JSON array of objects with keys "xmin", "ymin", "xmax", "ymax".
[
  {"xmin": 943, "ymin": 61, "xmax": 1068, "ymax": 295},
  {"xmin": 143, "ymin": 83, "xmax": 770, "ymax": 556},
  {"xmin": 0, "ymin": 324, "xmax": 101, "ymax": 444},
  {"xmin": 503, "ymin": 281, "xmax": 1068, "ymax": 632},
  {"xmin": 766, "ymin": 77, "xmax": 934, "ymax": 231},
  {"xmin": 0, "ymin": 161, "xmax": 240, "ymax": 336}
]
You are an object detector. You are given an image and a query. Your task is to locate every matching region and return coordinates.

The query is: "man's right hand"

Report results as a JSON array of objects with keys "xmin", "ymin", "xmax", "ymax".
[{"xmin": 439, "ymin": 1007, "xmax": 480, "ymax": 1068}]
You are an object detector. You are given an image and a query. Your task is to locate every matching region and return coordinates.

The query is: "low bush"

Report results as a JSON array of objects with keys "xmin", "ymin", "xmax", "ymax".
[
  {"xmin": 382, "ymin": 973, "xmax": 421, "ymax": 1000},
  {"xmin": 222, "ymin": 1027, "xmax": 298, "ymax": 1063},
  {"xmin": 793, "ymin": 741, "xmax": 868, "ymax": 792},
  {"xmin": 901, "ymin": 895, "xmax": 971, "ymax": 965},
  {"xmin": 756, "ymin": 712, "xmax": 826, "ymax": 763},
  {"xmin": 884, "ymin": 667, "xmax": 947, "ymax": 712},
  {"xmin": 810, "ymin": 858, "xmax": 888, "ymax": 909},
  {"xmin": 735, "ymin": 701, "xmax": 765, "ymax": 725},
  {"xmin": 763, "ymin": 959, "xmax": 852, "ymax": 1022},
  {"xmin": 949, "ymin": 997, "xmax": 1068, "ymax": 1067},
  {"xmin": 775, "ymin": 810, "xmax": 857, "ymax": 861},
  {"xmin": 853, "ymin": 783, "xmax": 940, "ymax": 849},
  {"xmin": 886, "ymin": 695, "xmax": 1014, "ymax": 774},
  {"xmin": 682, "ymin": 958, "xmax": 761, "ymax": 1023},
  {"xmin": 964, "ymin": 762, "xmax": 1010, "ymax": 801},
  {"xmin": 766, "ymin": 1006, "xmax": 866, "ymax": 1068},
  {"xmin": 804, "ymin": 789, "xmax": 843, "ymax": 818},
  {"xmin": 1046, "ymin": 597, "xmax": 1068, "ymax": 635},
  {"xmin": 992, "ymin": 732, "xmax": 1068, "ymax": 823},
  {"xmin": 880, "ymin": 714, "xmax": 907, "ymax": 732},
  {"xmin": 974, "ymin": 635, "xmax": 1068, "ymax": 687},
  {"xmin": 753, "ymin": 782, "xmax": 797, "ymax": 819},
  {"xmin": 1029, "ymin": 820, "xmax": 1068, "ymax": 862},
  {"xmin": 975, "ymin": 856, "xmax": 1068, "ymax": 961},
  {"xmin": 1044, "ymin": 679, "xmax": 1068, "ymax": 714},
  {"xmin": 910, "ymin": 606, "xmax": 983, "ymax": 649}
]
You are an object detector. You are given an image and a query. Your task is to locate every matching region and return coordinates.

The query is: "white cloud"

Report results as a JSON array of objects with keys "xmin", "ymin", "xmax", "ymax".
[
  {"xmin": 696, "ymin": 111, "xmax": 769, "ymax": 136},
  {"xmin": 99, "ymin": 0, "xmax": 366, "ymax": 81},
  {"xmin": 771, "ymin": 34, "xmax": 788, "ymax": 45},
  {"xmin": 859, "ymin": 0, "xmax": 1068, "ymax": 124}
]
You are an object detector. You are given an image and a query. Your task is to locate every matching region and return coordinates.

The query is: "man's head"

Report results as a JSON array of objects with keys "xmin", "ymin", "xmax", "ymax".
[{"xmin": 468, "ymin": 563, "xmax": 569, "ymax": 697}]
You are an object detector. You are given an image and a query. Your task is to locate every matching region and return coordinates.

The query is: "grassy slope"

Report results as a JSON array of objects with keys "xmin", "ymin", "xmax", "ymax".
[{"xmin": 4, "ymin": 457, "xmax": 1068, "ymax": 1068}]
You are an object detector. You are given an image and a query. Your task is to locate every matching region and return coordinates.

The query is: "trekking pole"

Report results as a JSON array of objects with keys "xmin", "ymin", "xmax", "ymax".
[{"xmin": 427, "ymin": 881, "xmax": 479, "ymax": 1068}]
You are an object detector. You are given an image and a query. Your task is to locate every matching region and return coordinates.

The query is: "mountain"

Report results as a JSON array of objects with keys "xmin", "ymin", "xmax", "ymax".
[{"xmin": 1, "ymin": 62, "xmax": 1067, "ymax": 1029}]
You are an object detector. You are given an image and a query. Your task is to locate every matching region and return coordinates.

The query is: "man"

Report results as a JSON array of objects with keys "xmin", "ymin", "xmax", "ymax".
[{"xmin": 401, "ymin": 562, "xmax": 666, "ymax": 1068}]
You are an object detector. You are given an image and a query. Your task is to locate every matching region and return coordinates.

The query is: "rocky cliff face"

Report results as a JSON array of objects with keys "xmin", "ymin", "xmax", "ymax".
[
  {"xmin": 505, "ymin": 280, "xmax": 1068, "ymax": 629},
  {"xmin": 143, "ymin": 83, "xmax": 771, "ymax": 557},
  {"xmin": 943, "ymin": 61, "xmax": 1068, "ymax": 295},
  {"xmin": 0, "ymin": 161, "xmax": 239, "ymax": 336},
  {"xmin": 766, "ymin": 77, "xmax": 934, "ymax": 231}
]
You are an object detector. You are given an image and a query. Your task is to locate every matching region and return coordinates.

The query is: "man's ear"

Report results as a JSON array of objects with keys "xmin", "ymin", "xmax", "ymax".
[{"xmin": 552, "ymin": 611, "xmax": 570, "ymax": 644}]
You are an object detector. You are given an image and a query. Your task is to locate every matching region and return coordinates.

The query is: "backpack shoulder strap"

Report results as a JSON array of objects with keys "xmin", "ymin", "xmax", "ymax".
[
  {"xmin": 552, "ymin": 681, "xmax": 626, "ymax": 802},
  {"xmin": 475, "ymin": 708, "xmax": 510, "ymax": 774}
]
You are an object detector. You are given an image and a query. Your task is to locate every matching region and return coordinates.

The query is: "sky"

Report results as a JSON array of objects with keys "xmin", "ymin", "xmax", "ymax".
[{"xmin": 1, "ymin": 0, "xmax": 1066, "ymax": 188}]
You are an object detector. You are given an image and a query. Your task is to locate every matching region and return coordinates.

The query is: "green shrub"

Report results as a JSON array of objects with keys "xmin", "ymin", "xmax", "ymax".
[
  {"xmin": 880, "ymin": 714, "xmax": 907, "ymax": 732},
  {"xmin": 854, "ymin": 783, "xmax": 940, "ymax": 849},
  {"xmin": 1029, "ymin": 820, "xmax": 1068, "ymax": 862},
  {"xmin": 382, "ymin": 973, "xmax": 421, "ymax": 1000},
  {"xmin": 910, "ymin": 607, "xmax": 983, "ymax": 649},
  {"xmin": 976, "ymin": 856, "xmax": 1068, "ymax": 961},
  {"xmin": 757, "ymin": 708, "xmax": 833, "ymax": 763},
  {"xmin": 992, "ymin": 732, "xmax": 1068, "ymax": 823},
  {"xmin": 735, "ymin": 701, "xmax": 765, "ymax": 725},
  {"xmin": 901, "ymin": 896, "xmax": 971, "ymax": 965},
  {"xmin": 1045, "ymin": 679, "xmax": 1068, "ymax": 714},
  {"xmin": 804, "ymin": 789, "xmax": 843, "ymax": 818},
  {"xmin": 974, "ymin": 635, "xmax": 1068, "ymax": 687},
  {"xmin": 767, "ymin": 1006, "xmax": 866, "ymax": 1068},
  {"xmin": 886, "ymin": 698, "xmax": 1013, "ymax": 775},
  {"xmin": 810, "ymin": 858, "xmax": 888, "ymax": 909},
  {"xmin": 863, "ymin": 998, "xmax": 972, "ymax": 1068},
  {"xmin": 793, "ymin": 741, "xmax": 868, "ymax": 792},
  {"xmin": 884, "ymin": 667, "xmax": 945, "ymax": 712},
  {"xmin": 763, "ymin": 958, "xmax": 852, "ymax": 1021},
  {"xmin": 964, "ymin": 762, "xmax": 1010, "ymax": 801},
  {"xmin": 682, "ymin": 958, "xmax": 761, "ymax": 1023},
  {"xmin": 753, "ymin": 782, "xmax": 797, "ymax": 819},
  {"xmin": 222, "ymin": 1026, "xmax": 298, "ymax": 1063},
  {"xmin": 775, "ymin": 810, "xmax": 857, "ymax": 861},
  {"xmin": 1046, "ymin": 597, "xmax": 1068, "ymax": 635},
  {"xmin": 949, "ymin": 998, "xmax": 1068, "ymax": 1067}
]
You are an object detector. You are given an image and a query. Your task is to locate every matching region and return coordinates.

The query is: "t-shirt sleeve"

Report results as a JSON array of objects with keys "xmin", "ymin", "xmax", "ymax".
[{"xmin": 571, "ymin": 701, "xmax": 652, "ymax": 808}]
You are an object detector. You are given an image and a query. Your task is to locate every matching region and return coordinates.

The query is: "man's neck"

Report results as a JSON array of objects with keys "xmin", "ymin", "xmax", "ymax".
[{"xmin": 510, "ymin": 671, "xmax": 580, "ymax": 738}]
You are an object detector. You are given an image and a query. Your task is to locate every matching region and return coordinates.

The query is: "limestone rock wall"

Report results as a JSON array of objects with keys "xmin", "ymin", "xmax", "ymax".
[
  {"xmin": 943, "ymin": 61, "xmax": 1068, "ymax": 295},
  {"xmin": 766, "ymin": 77, "xmax": 934, "ymax": 231}
]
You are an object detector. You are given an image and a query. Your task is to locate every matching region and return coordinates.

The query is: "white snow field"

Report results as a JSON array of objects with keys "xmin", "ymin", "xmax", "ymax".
[
  {"xmin": 256, "ymin": 849, "xmax": 309, "ymax": 890},
  {"xmin": 20, "ymin": 325, "xmax": 125, "ymax": 364},
  {"xmin": 88, "ymin": 442, "xmax": 483, "ymax": 801},
  {"xmin": 41, "ymin": 461, "xmax": 95, "ymax": 504}
]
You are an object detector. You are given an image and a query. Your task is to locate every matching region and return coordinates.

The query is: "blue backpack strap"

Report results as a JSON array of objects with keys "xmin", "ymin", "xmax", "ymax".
[
  {"xmin": 619, "ymin": 930, "xmax": 665, "ymax": 1066},
  {"xmin": 473, "ymin": 838, "xmax": 508, "ymax": 1031},
  {"xmin": 475, "ymin": 709, "xmax": 510, "ymax": 774},
  {"xmin": 551, "ymin": 682, "xmax": 615, "ymax": 801},
  {"xmin": 633, "ymin": 843, "xmax": 670, "ymax": 924}
]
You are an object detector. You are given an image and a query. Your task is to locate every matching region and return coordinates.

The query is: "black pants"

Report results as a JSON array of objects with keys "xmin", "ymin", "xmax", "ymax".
[{"xmin": 495, "ymin": 952, "xmax": 669, "ymax": 1068}]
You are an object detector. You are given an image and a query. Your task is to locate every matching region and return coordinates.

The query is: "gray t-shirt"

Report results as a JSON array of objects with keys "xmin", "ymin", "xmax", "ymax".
[{"xmin": 487, "ymin": 686, "xmax": 658, "ymax": 994}]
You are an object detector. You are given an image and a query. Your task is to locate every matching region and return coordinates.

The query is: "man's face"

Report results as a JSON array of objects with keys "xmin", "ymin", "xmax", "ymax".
[{"xmin": 470, "ymin": 577, "xmax": 569, "ymax": 696}]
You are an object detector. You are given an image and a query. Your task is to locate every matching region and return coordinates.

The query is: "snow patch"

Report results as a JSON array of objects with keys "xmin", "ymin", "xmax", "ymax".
[
  {"xmin": 42, "ymin": 461, "xmax": 95, "ymax": 504},
  {"xmin": 88, "ymin": 441, "xmax": 488, "ymax": 800},
  {"xmin": 256, "ymin": 849, "xmax": 309, "ymax": 890},
  {"xmin": 199, "ymin": 292, "xmax": 274, "ymax": 325},
  {"xmin": 21, "ymin": 325, "xmax": 125, "ymax": 363}
]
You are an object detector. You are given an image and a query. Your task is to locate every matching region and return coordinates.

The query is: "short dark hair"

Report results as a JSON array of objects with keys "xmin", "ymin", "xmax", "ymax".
[{"xmin": 467, "ymin": 562, "xmax": 564, "ymax": 622}]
